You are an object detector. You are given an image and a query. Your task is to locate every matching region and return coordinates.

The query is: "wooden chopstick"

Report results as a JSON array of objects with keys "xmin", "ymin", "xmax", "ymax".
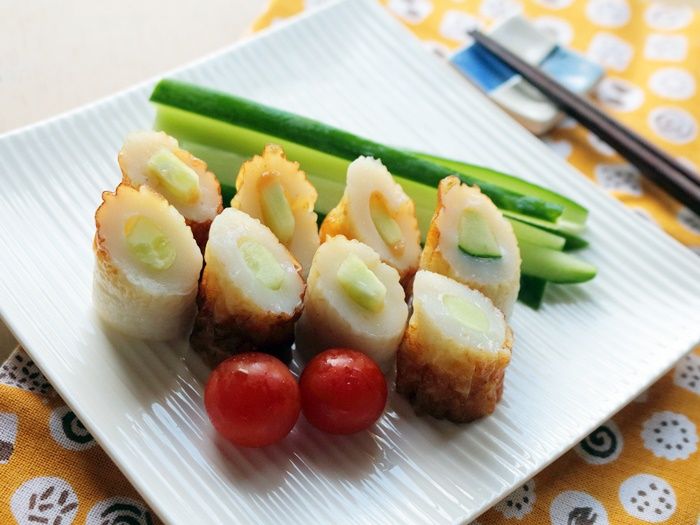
[{"xmin": 469, "ymin": 30, "xmax": 700, "ymax": 216}]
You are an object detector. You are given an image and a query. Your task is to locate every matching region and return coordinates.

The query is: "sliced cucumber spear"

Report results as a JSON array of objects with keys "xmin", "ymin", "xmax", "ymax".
[
  {"xmin": 458, "ymin": 210, "xmax": 502, "ymax": 259},
  {"xmin": 519, "ymin": 241, "xmax": 597, "ymax": 283},
  {"xmin": 506, "ymin": 214, "xmax": 589, "ymax": 250},
  {"xmin": 518, "ymin": 275, "xmax": 548, "ymax": 309},
  {"xmin": 509, "ymin": 219, "xmax": 565, "ymax": 251},
  {"xmin": 150, "ymin": 79, "xmax": 564, "ymax": 222}
]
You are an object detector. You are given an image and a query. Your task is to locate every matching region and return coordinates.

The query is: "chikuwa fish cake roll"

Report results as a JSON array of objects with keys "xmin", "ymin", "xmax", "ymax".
[
  {"xmin": 420, "ymin": 176, "xmax": 521, "ymax": 317},
  {"xmin": 320, "ymin": 157, "xmax": 421, "ymax": 285},
  {"xmin": 191, "ymin": 208, "xmax": 305, "ymax": 367},
  {"xmin": 118, "ymin": 130, "xmax": 223, "ymax": 248},
  {"xmin": 396, "ymin": 270, "xmax": 512, "ymax": 423},
  {"xmin": 295, "ymin": 235, "xmax": 408, "ymax": 372},
  {"xmin": 231, "ymin": 144, "xmax": 319, "ymax": 277},
  {"xmin": 93, "ymin": 184, "xmax": 203, "ymax": 340}
]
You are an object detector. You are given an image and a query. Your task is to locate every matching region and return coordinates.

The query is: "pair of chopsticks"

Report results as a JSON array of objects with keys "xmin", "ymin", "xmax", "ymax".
[{"xmin": 469, "ymin": 30, "xmax": 700, "ymax": 216}]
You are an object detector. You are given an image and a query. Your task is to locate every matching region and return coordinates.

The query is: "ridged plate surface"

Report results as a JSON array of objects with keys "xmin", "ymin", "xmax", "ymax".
[{"xmin": 1, "ymin": 1, "xmax": 699, "ymax": 523}]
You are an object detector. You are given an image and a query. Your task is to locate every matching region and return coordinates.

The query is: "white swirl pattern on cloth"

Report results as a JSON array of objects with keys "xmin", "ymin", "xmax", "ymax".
[
  {"xmin": 49, "ymin": 406, "xmax": 96, "ymax": 452},
  {"xmin": 575, "ymin": 420, "xmax": 624, "ymax": 465},
  {"xmin": 86, "ymin": 497, "xmax": 155, "ymax": 525}
]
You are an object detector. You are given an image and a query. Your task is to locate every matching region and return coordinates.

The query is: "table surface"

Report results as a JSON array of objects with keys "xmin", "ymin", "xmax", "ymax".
[{"xmin": 0, "ymin": 0, "xmax": 266, "ymax": 360}]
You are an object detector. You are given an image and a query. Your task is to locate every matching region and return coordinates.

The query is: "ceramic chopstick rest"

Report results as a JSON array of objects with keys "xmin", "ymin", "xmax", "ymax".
[{"xmin": 450, "ymin": 15, "xmax": 604, "ymax": 135}]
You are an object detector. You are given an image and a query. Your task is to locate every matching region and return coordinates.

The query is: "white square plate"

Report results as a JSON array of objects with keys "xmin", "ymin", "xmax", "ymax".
[{"xmin": 1, "ymin": 1, "xmax": 699, "ymax": 523}]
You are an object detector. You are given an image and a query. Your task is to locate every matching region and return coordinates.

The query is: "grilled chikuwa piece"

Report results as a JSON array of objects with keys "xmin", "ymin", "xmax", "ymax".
[
  {"xmin": 396, "ymin": 270, "xmax": 512, "ymax": 423},
  {"xmin": 231, "ymin": 144, "xmax": 319, "ymax": 277},
  {"xmin": 191, "ymin": 208, "xmax": 305, "ymax": 367},
  {"xmin": 420, "ymin": 176, "xmax": 520, "ymax": 318},
  {"xmin": 295, "ymin": 235, "xmax": 408, "ymax": 373},
  {"xmin": 118, "ymin": 130, "xmax": 223, "ymax": 249},
  {"xmin": 93, "ymin": 184, "xmax": 203, "ymax": 340},
  {"xmin": 320, "ymin": 156, "xmax": 421, "ymax": 286}
]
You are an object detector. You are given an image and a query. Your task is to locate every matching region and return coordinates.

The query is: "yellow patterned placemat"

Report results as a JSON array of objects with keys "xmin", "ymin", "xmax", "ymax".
[
  {"xmin": 0, "ymin": 350, "xmax": 159, "ymax": 524},
  {"xmin": 1, "ymin": 1, "xmax": 699, "ymax": 524}
]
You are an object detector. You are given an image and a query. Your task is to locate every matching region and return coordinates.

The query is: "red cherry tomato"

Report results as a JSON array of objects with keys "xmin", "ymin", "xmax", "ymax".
[
  {"xmin": 300, "ymin": 349, "xmax": 387, "ymax": 435},
  {"xmin": 205, "ymin": 353, "xmax": 300, "ymax": 447}
]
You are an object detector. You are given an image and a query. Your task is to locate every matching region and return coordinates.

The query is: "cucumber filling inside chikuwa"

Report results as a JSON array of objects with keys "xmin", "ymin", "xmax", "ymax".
[
  {"xmin": 369, "ymin": 192, "xmax": 405, "ymax": 254},
  {"xmin": 147, "ymin": 148, "xmax": 201, "ymax": 204},
  {"xmin": 337, "ymin": 254, "xmax": 387, "ymax": 313},
  {"xmin": 458, "ymin": 209, "xmax": 502, "ymax": 259},
  {"xmin": 442, "ymin": 294, "xmax": 489, "ymax": 332},
  {"xmin": 258, "ymin": 172, "xmax": 295, "ymax": 244},
  {"xmin": 124, "ymin": 215, "xmax": 176, "ymax": 270},
  {"xmin": 238, "ymin": 238, "xmax": 285, "ymax": 290}
]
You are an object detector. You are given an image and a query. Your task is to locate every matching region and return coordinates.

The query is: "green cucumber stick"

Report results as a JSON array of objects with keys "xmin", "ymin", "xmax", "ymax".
[
  {"xmin": 150, "ymin": 79, "xmax": 564, "ymax": 222},
  {"xmin": 509, "ymin": 219, "xmax": 565, "ymax": 251},
  {"xmin": 158, "ymin": 106, "xmax": 350, "ymax": 186},
  {"xmin": 505, "ymin": 212, "xmax": 589, "ymax": 250},
  {"xmin": 519, "ymin": 241, "xmax": 597, "ymax": 283},
  {"xmin": 518, "ymin": 275, "xmax": 548, "ymax": 309}
]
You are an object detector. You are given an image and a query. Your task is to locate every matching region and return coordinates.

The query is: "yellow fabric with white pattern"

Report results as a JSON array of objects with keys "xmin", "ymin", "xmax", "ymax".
[
  {"xmin": 256, "ymin": 1, "xmax": 700, "ymax": 524},
  {"xmin": 1, "ymin": 1, "xmax": 698, "ymax": 524},
  {"xmin": 0, "ymin": 350, "xmax": 159, "ymax": 524}
]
